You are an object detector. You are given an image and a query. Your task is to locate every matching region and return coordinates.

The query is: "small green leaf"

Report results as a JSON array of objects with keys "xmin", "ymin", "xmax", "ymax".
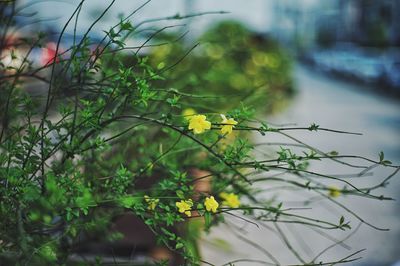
[
  {"xmin": 118, "ymin": 195, "xmax": 139, "ymax": 208},
  {"xmin": 204, "ymin": 211, "xmax": 212, "ymax": 230},
  {"xmin": 75, "ymin": 189, "xmax": 96, "ymax": 209},
  {"xmin": 120, "ymin": 21, "xmax": 133, "ymax": 31},
  {"xmin": 308, "ymin": 123, "xmax": 319, "ymax": 131},
  {"xmin": 175, "ymin": 242, "xmax": 184, "ymax": 249},
  {"xmin": 43, "ymin": 215, "xmax": 52, "ymax": 224},
  {"xmin": 176, "ymin": 190, "xmax": 185, "ymax": 199},
  {"xmin": 69, "ymin": 226, "xmax": 77, "ymax": 237},
  {"xmin": 197, "ymin": 203, "xmax": 205, "ymax": 216},
  {"xmin": 157, "ymin": 61, "xmax": 166, "ymax": 70},
  {"xmin": 40, "ymin": 245, "xmax": 57, "ymax": 261},
  {"xmin": 28, "ymin": 212, "xmax": 40, "ymax": 222},
  {"xmin": 379, "ymin": 151, "xmax": 384, "ymax": 162},
  {"xmin": 329, "ymin": 150, "xmax": 338, "ymax": 156}
]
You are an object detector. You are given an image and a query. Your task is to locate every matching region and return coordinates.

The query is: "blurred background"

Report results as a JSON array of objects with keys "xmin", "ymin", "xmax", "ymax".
[
  {"xmin": 11, "ymin": 0, "xmax": 400, "ymax": 92},
  {"xmin": 4, "ymin": 0, "xmax": 400, "ymax": 265}
]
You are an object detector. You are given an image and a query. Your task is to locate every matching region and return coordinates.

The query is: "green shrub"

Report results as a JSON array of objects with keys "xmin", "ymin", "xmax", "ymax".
[
  {"xmin": 148, "ymin": 21, "xmax": 294, "ymax": 114},
  {"xmin": 0, "ymin": 2, "xmax": 397, "ymax": 265}
]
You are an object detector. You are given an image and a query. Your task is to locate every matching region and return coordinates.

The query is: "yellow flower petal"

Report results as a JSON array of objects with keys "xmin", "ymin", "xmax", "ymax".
[
  {"xmin": 176, "ymin": 199, "xmax": 193, "ymax": 217},
  {"xmin": 188, "ymin": 114, "xmax": 212, "ymax": 134},
  {"xmin": 182, "ymin": 108, "xmax": 197, "ymax": 120},
  {"xmin": 204, "ymin": 196, "xmax": 219, "ymax": 213},
  {"xmin": 220, "ymin": 114, "xmax": 238, "ymax": 135},
  {"xmin": 219, "ymin": 192, "xmax": 240, "ymax": 208},
  {"xmin": 328, "ymin": 186, "xmax": 341, "ymax": 198},
  {"xmin": 144, "ymin": 195, "xmax": 159, "ymax": 210}
]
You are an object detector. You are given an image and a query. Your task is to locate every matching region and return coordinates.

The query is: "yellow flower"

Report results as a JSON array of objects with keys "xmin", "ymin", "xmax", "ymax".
[
  {"xmin": 219, "ymin": 192, "xmax": 240, "ymax": 208},
  {"xmin": 182, "ymin": 108, "xmax": 197, "ymax": 121},
  {"xmin": 188, "ymin": 114, "xmax": 211, "ymax": 134},
  {"xmin": 204, "ymin": 196, "xmax": 219, "ymax": 213},
  {"xmin": 176, "ymin": 199, "xmax": 193, "ymax": 217},
  {"xmin": 144, "ymin": 195, "xmax": 159, "ymax": 210},
  {"xmin": 328, "ymin": 186, "xmax": 341, "ymax": 198},
  {"xmin": 220, "ymin": 114, "xmax": 238, "ymax": 135}
]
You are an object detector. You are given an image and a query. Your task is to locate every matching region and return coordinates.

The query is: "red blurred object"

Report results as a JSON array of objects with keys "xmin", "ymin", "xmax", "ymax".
[{"xmin": 41, "ymin": 42, "xmax": 63, "ymax": 66}]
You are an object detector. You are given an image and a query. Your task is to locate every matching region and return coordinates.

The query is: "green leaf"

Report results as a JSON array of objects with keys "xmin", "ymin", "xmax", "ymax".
[
  {"xmin": 165, "ymin": 213, "xmax": 175, "ymax": 226},
  {"xmin": 118, "ymin": 195, "xmax": 139, "ymax": 208},
  {"xmin": 75, "ymin": 189, "xmax": 96, "ymax": 209},
  {"xmin": 69, "ymin": 226, "xmax": 77, "ymax": 237},
  {"xmin": 196, "ymin": 203, "xmax": 205, "ymax": 216},
  {"xmin": 28, "ymin": 212, "xmax": 40, "ymax": 222},
  {"xmin": 45, "ymin": 174, "xmax": 57, "ymax": 193},
  {"xmin": 40, "ymin": 245, "xmax": 57, "ymax": 261},
  {"xmin": 43, "ymin": 215, "xmax": 52, "ymax": 224},
  {"xmin": 176, "ymin": 190, "xmax": 185, "ymax": 199},
  {"xmin": 120, "ymin": 21, "xmax": 133, "ymax": 31},
  {"xmin": 204, "ymin": 211, "xmax": 212, "ymax": 230},
  {"xmin": 379, "ymin": 151, "xmax": 384, "ymax": 162},
  {"xmin": 23, "ymin": 185, "xmax": 40, "ymax": 202},
  {"xmin": 175, "ymin": 242, "xmax": 184, "ymax": 249},
  {"xmin": 329, "ymin": 150, "xmax": 338, "ymax": 156},
  {"xmin": 308, "ymin": 123, "xmax": 319, "ymax": 131}
]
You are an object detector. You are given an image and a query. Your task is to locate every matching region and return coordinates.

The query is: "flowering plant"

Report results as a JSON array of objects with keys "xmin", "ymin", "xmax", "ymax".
[{"xmin": 0, "ymin": 1, "xmax": 398, "ymax": 265}]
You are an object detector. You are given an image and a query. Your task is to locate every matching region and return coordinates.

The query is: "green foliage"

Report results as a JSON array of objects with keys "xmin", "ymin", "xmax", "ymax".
[
  {"xmin": 148, "ymin": 21, "xmax": 294, "ymax": 114},
  {"xmin": 0, "ymin": 1, "xmax": 398, "ymax": 265}
]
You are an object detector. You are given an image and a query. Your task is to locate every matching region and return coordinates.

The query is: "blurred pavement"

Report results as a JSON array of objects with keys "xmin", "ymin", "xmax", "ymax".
[{"xmin": 200, "ymin": 64, "xmax": 400, "ymax": 266}]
